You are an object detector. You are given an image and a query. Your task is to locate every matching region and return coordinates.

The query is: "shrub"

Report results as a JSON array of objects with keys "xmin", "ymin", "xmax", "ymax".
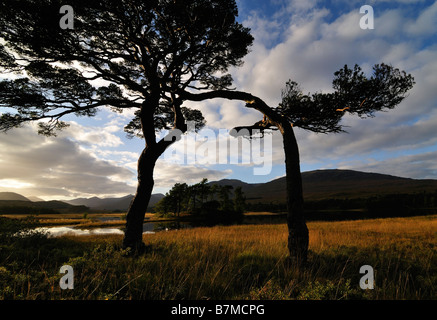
[
  {"xmin": 297, "ymin": 279, "xmax": 355, "ymax": 300},
  {"xmin": 247, "ymin": 279, "xmax": 290, "ymax": 300}
]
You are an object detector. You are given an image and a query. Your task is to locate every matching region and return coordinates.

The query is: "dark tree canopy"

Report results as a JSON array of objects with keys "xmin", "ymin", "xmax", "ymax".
[
  {"xmin": 0, "ymin": 0, "xmax": 253, "ymax": 136},
  {"xmin": 175, "ymin": 63, "xmax": 414, "ymax": 140},
  {"xmin": 277, "ymin": 63, "xmax": 415, "ymax": 134},
  {"xmin": 0, "ymin": 0, "xmax": 254, "ymax": 252}
]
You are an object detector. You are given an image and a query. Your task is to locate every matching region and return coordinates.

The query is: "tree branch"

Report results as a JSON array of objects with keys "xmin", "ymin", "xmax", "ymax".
[{"xmin": 178, "ymin": 89, "xmax": 282, "ymax": 125}]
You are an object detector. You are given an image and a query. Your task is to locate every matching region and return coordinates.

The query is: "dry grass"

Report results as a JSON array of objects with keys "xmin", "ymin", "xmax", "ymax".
[
  {"xmin": 1, "ymin": 214, "xmax": 436, "ymax": 300},
  {"xmin": 309, "ymin": 215, "xmax": 437, "ymax": 250},
  {"xmin": 143, "ymin": 214, "xmax": 437, "ymax": 258}
]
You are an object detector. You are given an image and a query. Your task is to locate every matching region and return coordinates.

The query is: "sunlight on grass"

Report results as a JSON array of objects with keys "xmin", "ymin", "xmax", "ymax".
[{"xmin": 1, "ymin": 215, "xmax": 436, "ymax": 300}]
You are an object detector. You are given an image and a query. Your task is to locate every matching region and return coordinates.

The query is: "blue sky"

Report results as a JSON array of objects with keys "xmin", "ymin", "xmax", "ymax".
[{"xmin": 1, "ymin": 0, "xmax": 437, "ymax": 200}]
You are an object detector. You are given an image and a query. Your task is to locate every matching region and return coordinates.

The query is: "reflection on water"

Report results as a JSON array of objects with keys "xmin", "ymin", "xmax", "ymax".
[
  {"xmin": 143, "ymin": 221, "xmax": 194, "ymax": 233},
  {"xmin": 141, "ymin": 214, "xmax": 287, "ymax": 232},
  {"xmin": 31, "ymin": 226, "xmax": 156, "ymax": 238},
  {"xmin": 28, "ymin": 214, "xmax": 287, "ymax": 238},
  {"xmin": 26, "ymin": 211, "xmax": 386, "ymax": 238},
  {"xmin": 34, "ymin": 226, "xmax": 125, "ymax": 237},
  {"xmin": 36, "ymin": 221, "xmax": 191, "ymax": 238}
]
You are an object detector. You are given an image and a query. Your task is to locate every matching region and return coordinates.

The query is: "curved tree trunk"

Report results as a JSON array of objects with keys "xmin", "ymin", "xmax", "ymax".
[
  {"xmin": 178, "ymin": 89, "xmax": 309, "ymax": 263},
  {"xmin": 122, "ymin": 146, "xmax": 159, "ymax": 253},
  {"xmin": 122, "ymin": 96, "xmax": 186, "ymax": 253},
  {"xmin": 279, "ymin": 122, "xmax": 309, "ymax": 265}
]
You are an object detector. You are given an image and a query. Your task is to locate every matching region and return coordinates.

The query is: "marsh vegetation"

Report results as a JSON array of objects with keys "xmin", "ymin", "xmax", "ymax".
[{"xmin": 1, "ymin": 214, "xmax": 435, "ymax": 300}]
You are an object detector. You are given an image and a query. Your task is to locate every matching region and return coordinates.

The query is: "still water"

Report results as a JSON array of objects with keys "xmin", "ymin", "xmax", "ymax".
[
  {"xmin": 34, "ymin": 214, "xmax": 286, "ymax": 238},
  {"xmin": 34, "ymin": 221, "xmax": 196, "ymax": 238}
]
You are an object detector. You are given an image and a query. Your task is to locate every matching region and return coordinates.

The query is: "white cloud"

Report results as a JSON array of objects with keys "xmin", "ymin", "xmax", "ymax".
[
  {"xmin": 283, "ymin": 0, "xmax": 320, "ymax": 13},
  {"xmin": 2, "ymin": 1, "xmax": 437, "ymax": 202},
  {"xmin": 62, "ymin": 121, "xmax": 124, "ymax": 148},
  {"xmin": 338, "ymin": 151, "xmax": 437, "ymax": 179},
  {"xmin": 154, "ymin": 159, "xmax": 232, "ymax": 189},
  {"xmin": 406, "ymin": 1, "xmax": 437, "ymax": 36},
  {"xmin": 0, "ymin": 123, "xmax": 136, "ymax": 199},
  {"xmin": 222, "ymin": 2, "xmax": 437, "ymax": 180}
]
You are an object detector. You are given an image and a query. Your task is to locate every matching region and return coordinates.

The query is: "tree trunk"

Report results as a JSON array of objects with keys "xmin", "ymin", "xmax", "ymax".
[
  {"xmin": 122, "ymin": 96, "xmax": 186, "ymax": 253},
  {"xmin": 179, "ymin": 89, "xmax": 309, "ymax": 263},
  {"xmin": 280, "ymin": 122, "xmax": 309, "ymax": 265},
  {"xmin": 122, "ymin": 146, "xmax": 159, "ymax": 253}
]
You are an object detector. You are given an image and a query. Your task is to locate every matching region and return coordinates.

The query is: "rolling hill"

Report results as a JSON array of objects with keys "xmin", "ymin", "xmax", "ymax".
[
  {"xmin": 0, "ymin": 192, "xmax": 89, "ymax": 214},
  {"xmin": 2, "ymin": 170, "xmax": 437, "ymax": 213},
  {"xmin": 0, "ymin": 199, "xmax": 89, "ymax": 214},
  {"xmin": 65, "ymin": 193, "xmax": 164, "ymax": 211},
  {"xmin": 0, "ymin": 192, "xmax": 31, "ymax": 202},
  {"xmin": 213, "ymin": 169, "xmax": 437, "ymax": 203}
]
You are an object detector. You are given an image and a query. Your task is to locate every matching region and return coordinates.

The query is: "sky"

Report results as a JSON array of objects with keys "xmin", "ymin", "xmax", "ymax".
[{"xmin": 1, "ymin": 0, "xmax": 437, "ymax": 200}]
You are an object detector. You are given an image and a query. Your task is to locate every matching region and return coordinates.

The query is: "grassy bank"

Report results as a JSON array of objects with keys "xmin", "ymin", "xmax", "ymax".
[{"xmin": 1, "ymin": 215, "xmax": 436, "ymax": 300}]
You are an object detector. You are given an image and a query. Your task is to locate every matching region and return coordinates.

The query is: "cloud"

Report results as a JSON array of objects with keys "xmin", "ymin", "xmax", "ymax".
[
  {"xmin": 294, "ymin": 107, "xmax": 437, "ymax": 163},
  {"xmin": 169, "ymin": 2, "xmax": 437, "ymax": 181},
  {"xmin": 221, "ymin": 3, "xmax": 437, "ymax": 177},
  {"xmin": 154, "ymin": 159, "xmax": 233, "ymax": 189},
  {"xmin": 2, "ymin": 1, "xmax": 437, "ymax": 201},
  {"xmin": 157, "ymin": 126, "xmax": 282, "ymax": 175},
  {"xmin": 338, "ymin": 151, "xmax": 437, "ymax": 180},
  {"xmin": 406, "ymin": 1, "xmax": 437, "ymax": 36},
  {"xmin": 62, "ymin": 120, "xmax": 124, "ymax": 148},
  {"xmin": 0, "ymin": 121, "xmax": 238, "ymax": 199},
  {"xmin": 0, "ymin": 123, "xmax": 136, "ymax": 199}
]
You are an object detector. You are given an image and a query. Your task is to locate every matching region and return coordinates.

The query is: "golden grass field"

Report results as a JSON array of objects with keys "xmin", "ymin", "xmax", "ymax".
[{"xmin": 1, "ymin": 214, "xmax": 436, "ymax": 300}]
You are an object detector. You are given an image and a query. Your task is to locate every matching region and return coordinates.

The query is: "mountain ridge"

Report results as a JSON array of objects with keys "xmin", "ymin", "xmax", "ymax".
[
  {"xmin": 64, "ymin": 193, "xmax": 165, "ymax": 211},
  {"xmin": 2, "ymin": 169, "xmax": 437, "ymax": 211},
  {"xmin": 0, "ymin": 192, "xmax": 31, "ymax": 202},
  {"xmin": 243, "ymin": 169, "xmax": 437, "ymax": 203}
]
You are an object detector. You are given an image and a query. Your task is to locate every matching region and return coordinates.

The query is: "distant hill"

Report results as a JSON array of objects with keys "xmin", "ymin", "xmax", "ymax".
[
  {"xmin": 2, "ymin": 169, "xmax": 437, "ymax": 213},
  {"xmin": 65, "ymin": 193, "xmax": 165, "ymax": 211},
  {"xmin": 27, "ymin": 196, "xmax": 45, "ymax": 202},
  {"xmin": 212, "ymin": 169, "xmax": 437, "ymax": 203},
  {"xmin": 207, "ymin": 179, "xmax": 261, "ymax": 191},
  {"xmin": 0, "ymin": 199, "xmax": 89, "ymax": 214},
  {"xmin": 0, "ymin": 192, "xmax": 31, "ymax": 202},
  {"xmin": 301, "ymin": 169, "xmax": 431, "ymax": 200}
]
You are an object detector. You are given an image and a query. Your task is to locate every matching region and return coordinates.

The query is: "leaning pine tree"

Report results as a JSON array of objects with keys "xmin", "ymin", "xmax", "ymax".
[
  {"xmin": 178, "ymin": 63, "xmax": 414, "ymax": 264},
  {"xmin": 0, "ymin": 0, "xmax": 253, "ymax": 252}
]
